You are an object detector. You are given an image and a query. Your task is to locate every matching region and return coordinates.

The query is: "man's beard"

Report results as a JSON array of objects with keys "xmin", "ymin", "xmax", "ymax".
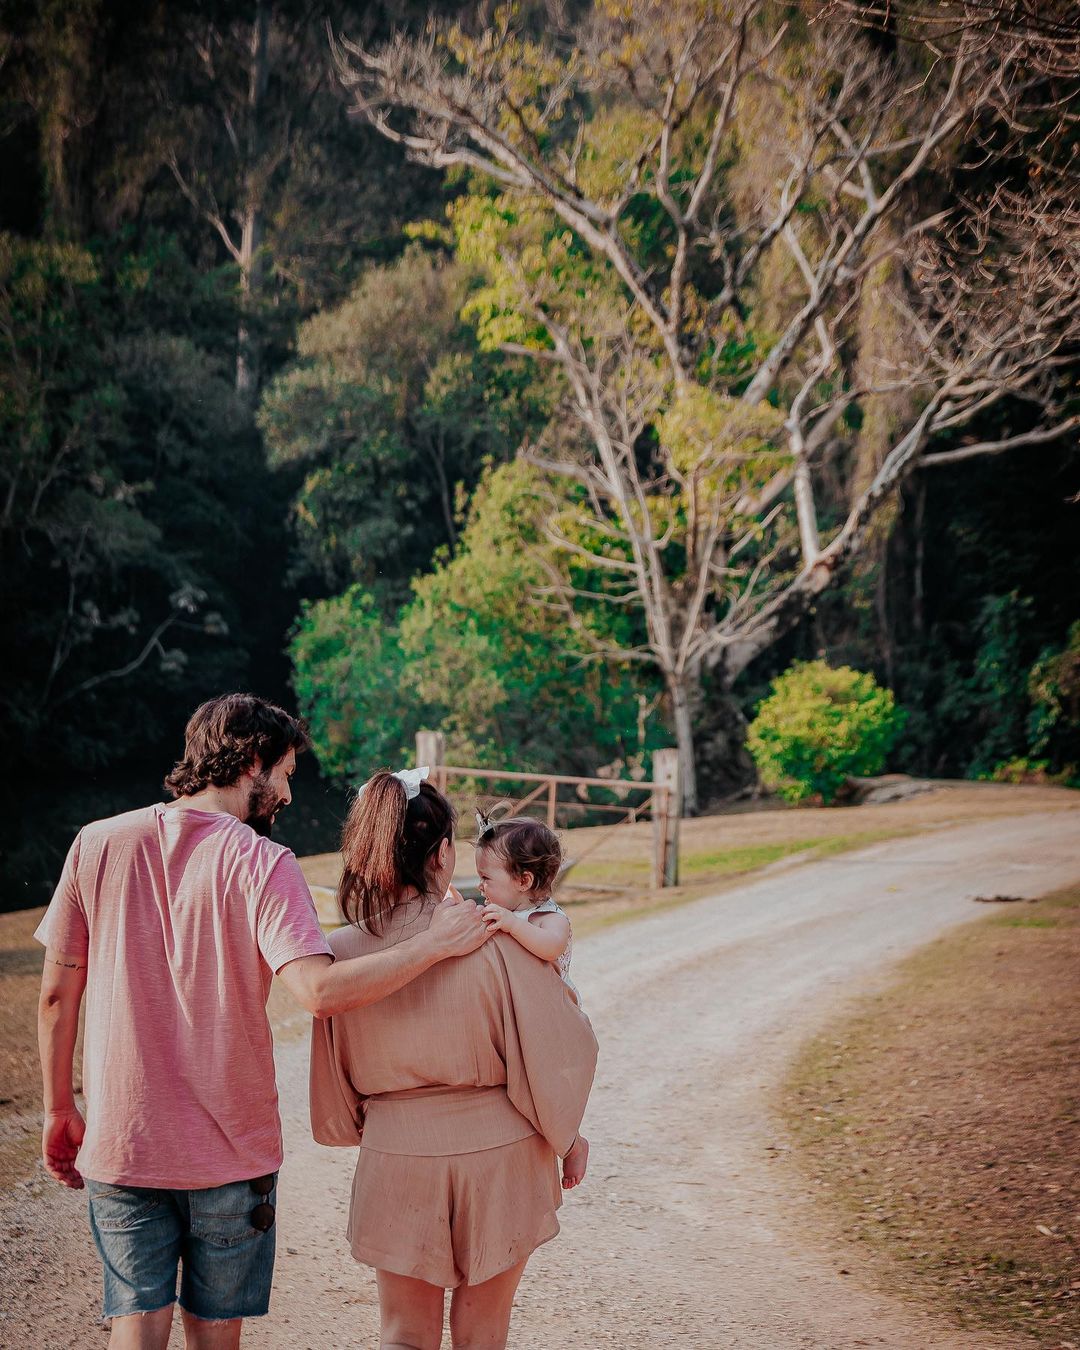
[{"xmin": 245, "ymin": 772, "xmax": 286, "ymax": 838}]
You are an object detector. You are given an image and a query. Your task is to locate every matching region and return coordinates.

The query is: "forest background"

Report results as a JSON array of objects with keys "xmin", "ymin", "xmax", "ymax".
[{"xmin": 1, "ymin": 0, "xmax": 1077, "ymax": 910}]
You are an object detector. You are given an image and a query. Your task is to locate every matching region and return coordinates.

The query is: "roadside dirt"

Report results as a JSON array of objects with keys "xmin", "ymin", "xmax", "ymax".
[
  {"xmin": 1, "ymin": 800, "xmax": 1077, "ymax": 1347},
  {"xmin": 781, "ymin": 883, "xmax": 1080, "ymax": 1347}
]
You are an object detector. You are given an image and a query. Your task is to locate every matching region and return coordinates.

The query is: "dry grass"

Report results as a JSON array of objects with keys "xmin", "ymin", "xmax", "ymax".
[{"xmin": 781, "ymin": 884, "xmax": 1080, "ymax": 1347}]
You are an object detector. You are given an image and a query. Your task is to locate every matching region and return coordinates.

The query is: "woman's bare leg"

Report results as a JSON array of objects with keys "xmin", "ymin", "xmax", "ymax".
[
  {"xmin": 448, "ymin": 1259, "xmax": 528, "ymax": 1350},
  {"xmin": 375, "ymin": 1269, "xmax": 445, "ymax": 1350}
]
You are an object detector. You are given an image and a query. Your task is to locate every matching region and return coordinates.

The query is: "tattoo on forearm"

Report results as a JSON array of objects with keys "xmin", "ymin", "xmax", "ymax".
[{"xmin": 48, "ymin": 956, "xmax": 86, "ymax": 970}]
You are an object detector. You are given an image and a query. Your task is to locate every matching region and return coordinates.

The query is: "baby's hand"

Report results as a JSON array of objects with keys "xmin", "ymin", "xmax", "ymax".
[
  {"xmin": 562, "ymin": 1133, "xmax": 589, "ymax": 1190},
  {"xmin": 480, "ymin": 903, "xmax": 516, "ymax": 933}
]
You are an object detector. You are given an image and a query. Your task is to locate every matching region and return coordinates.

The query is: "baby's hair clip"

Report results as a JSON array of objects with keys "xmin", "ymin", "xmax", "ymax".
[{"xmin": 474, "ymin": 799, "xmax": 513, "ymax": 838}]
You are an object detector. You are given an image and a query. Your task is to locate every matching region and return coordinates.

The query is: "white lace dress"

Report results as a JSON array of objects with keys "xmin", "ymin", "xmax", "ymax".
[{"xmin": 523, "ymin": 895, "xmax": 580, "ymax": 1004}]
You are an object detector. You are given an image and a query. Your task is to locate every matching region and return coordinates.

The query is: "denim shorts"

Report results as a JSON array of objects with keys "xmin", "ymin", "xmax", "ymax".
[{"xmin": 86, "ymin": 1175, "xmax": 277, "ymax": 1321}]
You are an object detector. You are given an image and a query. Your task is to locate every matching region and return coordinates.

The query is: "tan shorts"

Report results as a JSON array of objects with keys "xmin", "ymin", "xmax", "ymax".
[{"xmin": 346, "ymin": 1133, "xmax": 562, "ymax": 1288}]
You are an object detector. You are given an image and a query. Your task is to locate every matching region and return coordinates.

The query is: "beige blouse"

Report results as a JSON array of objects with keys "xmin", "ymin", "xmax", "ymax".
[{"xmin": 309, "ymin": 898, "xmax": 597, "ymax": 1158}]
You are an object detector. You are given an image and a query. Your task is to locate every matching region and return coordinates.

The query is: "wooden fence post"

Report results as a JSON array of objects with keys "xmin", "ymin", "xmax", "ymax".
[
  {"xmin": 415, "ymin": 730, "xmax": 446, "ymax": 793},
  {"xmin": 651, "ymin": 748, "xmax": 681, "ymax": 888}
]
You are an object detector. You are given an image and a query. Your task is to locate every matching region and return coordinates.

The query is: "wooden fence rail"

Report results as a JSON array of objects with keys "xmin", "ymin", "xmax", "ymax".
[{"xmin": 415, "ymin": 731, "xmax": 681, "ymax": 887}]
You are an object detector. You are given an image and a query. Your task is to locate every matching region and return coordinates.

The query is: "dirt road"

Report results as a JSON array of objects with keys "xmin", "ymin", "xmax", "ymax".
[{"xmin": 3, "ymin": 811, "xmax": 1077, "ymax": 1348}]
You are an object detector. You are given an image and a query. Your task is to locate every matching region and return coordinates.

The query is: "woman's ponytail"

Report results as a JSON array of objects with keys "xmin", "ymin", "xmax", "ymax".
[{"xmin": 338, "ymin": 773, "xmax": 456, "ymax": 933}]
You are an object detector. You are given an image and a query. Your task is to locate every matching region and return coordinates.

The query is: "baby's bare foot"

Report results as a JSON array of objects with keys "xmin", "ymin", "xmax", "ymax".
[{"xmin": 561, "ymin": 1134, "xmax": 589, "ymax": 1190}]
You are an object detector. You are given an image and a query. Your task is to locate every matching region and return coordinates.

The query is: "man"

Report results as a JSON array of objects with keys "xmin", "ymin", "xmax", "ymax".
[{"xmin": 36, "ymin": 692, "xmax": 486, "ymax": 1350}]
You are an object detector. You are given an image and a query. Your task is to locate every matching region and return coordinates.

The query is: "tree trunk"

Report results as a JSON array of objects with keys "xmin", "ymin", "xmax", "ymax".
[
  {"xmin": 666, "ymin": 668, "xmax": 757, "ymax": 814},
  {"xmin": 912, "ymin": 476, "xmax": 926, "ymax": 638},
  {"xmin": 667, "ymin": 675, "xmax": 699, "ymax": 817},
  {"xmin": 236, "ymin": 2, "xmax": 270, "ymax": 402},
  {"xmin": 694, "ymin": 678, "xmax": 757, "ymax": 804},
  {"xmin": 40, "ymin": 1, "xmax": 105, "ymax": 241},
  {"xmin": 236, "ymin": 204, "xmax": 262, "ymax": 401}
]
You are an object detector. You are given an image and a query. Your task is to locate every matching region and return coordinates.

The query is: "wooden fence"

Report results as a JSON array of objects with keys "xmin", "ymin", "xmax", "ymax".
[{"xmin": 415, "ymin": 731, "xmax": 681, "ymax": 888}]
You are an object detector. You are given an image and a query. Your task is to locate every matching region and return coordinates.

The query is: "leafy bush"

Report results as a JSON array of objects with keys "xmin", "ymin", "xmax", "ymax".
[
  {"xmin": 989, "ymin": 758, "xmax": 1078, "ymax": 788},
  {"xmin": 982, "ymin": 621, "xmax": 1080, "ymax": 789},
  {"xmin": 1026, "ymin": 620, "xmax": 1080, "ymax": 771},
  {"xmin": 747, "ymin": 661, "xmax": 906, "ymax": 804}
]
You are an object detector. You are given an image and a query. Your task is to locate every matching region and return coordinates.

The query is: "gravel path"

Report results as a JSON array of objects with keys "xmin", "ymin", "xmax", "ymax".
[{"xmin": 3, "ymin": 811, "xmax": 1077, "ymax": 1348}]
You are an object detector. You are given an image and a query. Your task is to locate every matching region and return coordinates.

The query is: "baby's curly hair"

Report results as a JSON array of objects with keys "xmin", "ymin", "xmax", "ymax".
[
  {"xmin": 163, "ymin": 693, "xmax": 310, "ymax": 797},
  {"xmin": 475, "ymin": 815, "xmax": 563, "ymax": 894}
]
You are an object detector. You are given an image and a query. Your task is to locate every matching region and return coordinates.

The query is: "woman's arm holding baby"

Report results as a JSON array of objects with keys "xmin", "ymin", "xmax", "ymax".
[{"xmin": 481, "ymin": 905, "xmax": 570, "ymax": 963}]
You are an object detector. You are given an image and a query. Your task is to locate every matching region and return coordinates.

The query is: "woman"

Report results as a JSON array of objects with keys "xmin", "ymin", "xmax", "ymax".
[{"xmin": 310, "ymin": 769, "xmax": 597, "ymax": 1350}]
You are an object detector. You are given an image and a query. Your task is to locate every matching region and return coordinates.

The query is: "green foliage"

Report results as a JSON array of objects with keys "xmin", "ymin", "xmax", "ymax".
[
  {"xmin": 291, "ymin": 460, "xmax": 665, "ymax": 783},
  {"xmin": 0, "ymin": 233, "xmax": 262, "ymax": 762},
  {"xmin": 978, "ymin": 619, "xmax": 1080, "ymax": 786},
  {"xmin": 0, "ymin": 226, "xmax": 288, "ymax": 900},
  {"xmin": 400, "ymin": 461, "xmax": 661, "ymax": 772},
  {"xmin": 747, "ymin": 660, "xmax": 906, "ymax": 804},
  {"xmin": 259, "ymin": 247, "xmax": 549, "ymax": 599},
  {"xmin": 909, "ymin": 592, "xmax": 1040, "ymax": 782},
  {"xmin": 1027, "ymin": 621, "xmax": 1080, "ymax": 770},
  {"xmin": 3, "ymin": 0, "xmax": 1077, "ymax": 904},
  {"xmin": 989, "ymin": 758, "xmax": 1078, "ymax": 789},
  {"xmin": 964, "ymin": 594, "xmax": 1036, "ymax": 777},
  {"xmin": 657, "ymin": 385, "xmax": 787, "ymax": 494},
  {"xmin": 289, "ymin": 586, "xmax": 418, "ymax": 781}
]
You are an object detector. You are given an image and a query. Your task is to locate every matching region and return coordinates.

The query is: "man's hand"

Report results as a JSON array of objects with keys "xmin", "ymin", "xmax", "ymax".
[
  {"xmin": 43, "ymin": 1108, "xmax": 85, "ymax": 1188},
  {"xmin": 428, "ymin": 891, "xmax": 489, "ymax": 958}
]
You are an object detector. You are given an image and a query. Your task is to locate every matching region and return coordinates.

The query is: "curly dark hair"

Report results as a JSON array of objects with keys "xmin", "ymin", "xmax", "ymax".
[
  {"xmin": 474, "ymin": 815, "xmax": 562, "ymax": 894},
  {"xmin": 163, "ymin": 693, "xmax": 310, "ymax": 797}
]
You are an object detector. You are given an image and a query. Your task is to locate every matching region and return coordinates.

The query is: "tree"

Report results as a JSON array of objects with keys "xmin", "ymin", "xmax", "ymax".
[
  {"xmin": 259, "ymin": 245, "xmax": 548, "ymax": 600},
  {"xmin": 0, "ymin": 231, "xmax": 269, "ymax": 767},
  {"xmin": 334, "ymin": 0, "xmax": 1080, "ymax": 812},
  {"xmin": 290, "ymin": 585, "xmax": 418, "ymax": 778},
  {"xmin": 291, "ymin": 460, "xmax": 664, "ymax": 782},
  {"xmin": 157, "ymin": 1, "xmax": 467, "ymax": 401},
  {"xmin": 0, "ymin": 1, "xmax": 469, "ymax": 901},
  {"xmin": 399, "ymin": 460, "xmax": 662, "ymax": 775}
]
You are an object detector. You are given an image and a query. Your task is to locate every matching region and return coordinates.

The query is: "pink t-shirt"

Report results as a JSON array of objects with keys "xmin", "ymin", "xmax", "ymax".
[{"xmin": 34, "ymin": 803, "xmax": 332, "ymax": 1188}]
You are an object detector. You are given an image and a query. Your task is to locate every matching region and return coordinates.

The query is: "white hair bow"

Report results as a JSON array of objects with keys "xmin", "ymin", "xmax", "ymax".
[{"xmin": 358, "ymin": 766, "xmax": 430, "ymax": 800}]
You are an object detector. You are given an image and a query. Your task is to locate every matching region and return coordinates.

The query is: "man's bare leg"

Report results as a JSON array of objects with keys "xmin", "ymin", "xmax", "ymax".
[
  {"xmin": 107, "ymin": 1308, "xmax": 173, "ymax": 1349},
  {"xmin": 181, "ymin": 1309, "xmax": 243, "ymax": 1349}
]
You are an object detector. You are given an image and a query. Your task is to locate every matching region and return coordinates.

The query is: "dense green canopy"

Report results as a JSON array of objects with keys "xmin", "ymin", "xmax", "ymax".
[{"xmin": 1, "ymin": 1, "xmax": 1076, "ymax": 905}]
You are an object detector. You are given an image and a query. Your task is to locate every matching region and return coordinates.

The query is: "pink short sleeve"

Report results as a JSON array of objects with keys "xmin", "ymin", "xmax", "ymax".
[
  {"xmin": 256, "ymin": 853, "xmax": 332, "ymax": 974},
  {"xmin": 34, "ymin": 832, "xmax": 89, "ymax": 960}
]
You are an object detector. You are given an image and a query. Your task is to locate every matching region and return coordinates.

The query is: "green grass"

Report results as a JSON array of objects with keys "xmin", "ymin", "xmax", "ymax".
[
  {"xmin": 683, "ymin": 840, "xmax": 812, "ymax": 874},
  {"xmin": 572, "ymin": 826, "xmax": 915, "ymax": 890}
]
